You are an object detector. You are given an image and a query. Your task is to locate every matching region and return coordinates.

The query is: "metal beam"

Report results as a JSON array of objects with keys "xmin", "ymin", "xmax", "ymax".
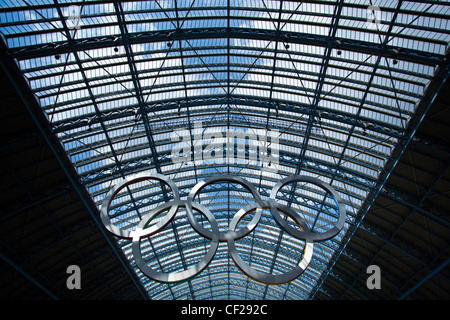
[
  {"xmin": 296, "ymin": 0, "xmax": 344, "ymax": 177},
  {"xmin": 29, "ymin": 46, "xmax": 431, "ymax": 85},
  {"xmin": 381, "ymin": 185, "xmax": 450, "ymax": 229},
  {"xmin": 51, "ymin": 95, "xmax": 405, "ymax": 139},
  {"xmin": 113, "ymin": 0, "xmax": 163, "ymax": 176},
  {"xmin": 261, "ymin": 0, "xmax": 285, "ymax": 300},
  {"xmin": 0, "ymin": 25, "xmax": 149, "ymax": 301},
  {"xmin": 8, "ymin": 28, "xmax": 443, "ymax": 66},
  {"xmin": 398, "ymin": 257, "xmax": 450, "ymax": 300},
  {"xmin": 313, "ymin": 2, "xmax": 405, "ymax": 298},
  {"xmin": 112, "ymin": 0, "xmax": 194, "ymax": 299},
  {"xmin": 309, "ymin": 51, "xmax": 450, "ymax": 299},
  {"xmin": 0, "ymin": 251, "xmax": 59, "ymax": 300},
  {"xmin": 78, "ymin": 148, "xmax": 377, "ymax": 193}
]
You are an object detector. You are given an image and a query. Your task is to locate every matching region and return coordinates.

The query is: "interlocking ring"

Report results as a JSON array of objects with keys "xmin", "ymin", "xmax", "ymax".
[
  {"xmin": 132, "ymin": 201, "xmax": 219, "ymax": 283},
  {"xmin": 270, "ymin": 175, "xmax": 346, "ymax": 242},
  {"xmin": 185, "ymin": 175, "xmax": 265, "ymax": 241},
  {"xmin": 100, "ymin": 173, "xmax": 346, "ymax": 285},
  {"xmin": 100, "ymin": 173, "xmax": 179, "ymax": 240},
  {"xmin": 227, "ymin": 200, "xmax": 314, "ymax": 285}
]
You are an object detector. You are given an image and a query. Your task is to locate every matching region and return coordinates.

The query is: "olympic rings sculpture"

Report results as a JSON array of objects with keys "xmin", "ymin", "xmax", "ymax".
[{"xmin": 100, "ymin": 173, "xmax": 346, "ymax": 285}]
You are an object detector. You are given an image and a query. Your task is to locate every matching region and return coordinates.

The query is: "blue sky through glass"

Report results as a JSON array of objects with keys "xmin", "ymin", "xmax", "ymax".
[{"xmin": 1, "ymin": 0, "xmax": 449, "ymax": 300}]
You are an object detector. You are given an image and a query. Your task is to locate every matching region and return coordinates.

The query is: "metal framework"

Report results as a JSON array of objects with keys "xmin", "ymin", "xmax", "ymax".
[{"xmin": 1, "ymin": 0, "xmax": 449, "ymax": 300}]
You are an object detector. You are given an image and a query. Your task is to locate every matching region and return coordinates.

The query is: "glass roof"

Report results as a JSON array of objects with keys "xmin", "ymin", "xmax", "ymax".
[{"xmin": 1, "ymin": 0, "xmax": 449, "ymax": 300}]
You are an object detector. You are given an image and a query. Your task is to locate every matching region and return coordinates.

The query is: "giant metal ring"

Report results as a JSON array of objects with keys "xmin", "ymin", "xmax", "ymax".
[
  {"xmin": 227, "ymin": 200, "xmax": 314, "ymax": 284},
  {"xmin": 185, "ymin": 175, "xmax": 265, "ymax": 242},
  {"xmin": 132, "ymin": 201, "xmax": 219, "ymax": 283},
  {"xmin": 100, "ymin": 173, "xmax": 179, "ymax": 240},
  {"xmin": 270, "ymin": 175, "xmax": 346, "ymax": 242},
  {"xmin": 100, "ymin": 173, "xmax": 346, "ymax": 285}
]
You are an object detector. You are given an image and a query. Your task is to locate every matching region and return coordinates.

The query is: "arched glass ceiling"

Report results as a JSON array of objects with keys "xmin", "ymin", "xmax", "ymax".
[{"xmin": 1, "ymin": 0, "xmax": 449, "ymax": 300}]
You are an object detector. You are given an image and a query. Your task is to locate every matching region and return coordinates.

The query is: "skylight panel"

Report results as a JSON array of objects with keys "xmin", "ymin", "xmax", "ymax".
[{"xmin": 1, "ymin": 0, "xmax": 448, "ymax": 300}]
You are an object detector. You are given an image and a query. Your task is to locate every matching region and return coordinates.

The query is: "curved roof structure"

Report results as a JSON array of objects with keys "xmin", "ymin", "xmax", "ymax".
[{"xmin": 0, "ymin": 0, "xmax": 449, "ymax": 300}]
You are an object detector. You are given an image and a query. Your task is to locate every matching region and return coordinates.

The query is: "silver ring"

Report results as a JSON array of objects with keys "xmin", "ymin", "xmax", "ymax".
[
  {"xmin": 269, "ymin": 175, "xmax": 346, "ymax": 242},
  {"xmin": 132, "ymin": 201, "xmax": 219, "ymax": 283},
  {"xmin": 227, "ymin": 201, "xmax": 314, "ymax": 285},
  {"xmin": 100, "ymin": 173, "xmax": 179, "ymax": 240},
  {"xmin": 185, "ymin": 175, "xmax": 265, "ymax": 242}
]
